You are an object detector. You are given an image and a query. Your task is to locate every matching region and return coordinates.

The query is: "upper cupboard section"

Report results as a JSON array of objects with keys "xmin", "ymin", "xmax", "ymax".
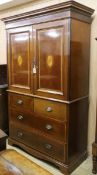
[
  {"xmin": 7, "ymin": 19, "xmax": 70, "ymax": 100},
  {"xmin": 4, "ymin": 1, "xmax": 94, "ymax": 101}
]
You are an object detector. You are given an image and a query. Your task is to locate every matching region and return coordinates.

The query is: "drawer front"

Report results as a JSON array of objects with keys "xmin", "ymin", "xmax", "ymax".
[
  {"xmin": 10, "ymin": 125, "xmax": 66, "ymax": 162},
  {"xmin": 34, "ymin": 98, "xmax": 67, "ymax": 121},
  {"xmin": 10, "ymin": 109, "xmax": 67, "ymax": 141},
  {"xmin": 9, "ymin": 93, "xmax": 33, "ymax": 112}
]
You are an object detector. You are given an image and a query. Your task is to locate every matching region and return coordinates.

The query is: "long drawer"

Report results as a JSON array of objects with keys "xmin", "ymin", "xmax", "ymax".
[
  {"xmin": 9, "ymin": 109, "xmax": 67, "ymax": 141},
  {"xmin": 9, "ymin": 93, "xmax": 33, "ymax": 112},
  {"xmin": 34, "ymin": 98, "xmax": 67, "ymax": 121},
  {"xmin": 10, "ymin": 125, "xmax": 66, "ymax": 162}
]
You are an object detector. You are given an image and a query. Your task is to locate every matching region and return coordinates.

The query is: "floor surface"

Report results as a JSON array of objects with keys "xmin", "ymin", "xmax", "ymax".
[{"xmin": 7, "ymin": 144, "xmax": 94, "ymax": 175}]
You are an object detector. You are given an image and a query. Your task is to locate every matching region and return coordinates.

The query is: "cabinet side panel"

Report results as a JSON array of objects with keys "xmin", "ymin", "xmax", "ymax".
[
  {"xmin": 68, "ymin": 98, "xmax": 88, "ymax": 159},
  {"xmin": 70, "ymin": 19, "xmax": 90, "ymax": 100}
]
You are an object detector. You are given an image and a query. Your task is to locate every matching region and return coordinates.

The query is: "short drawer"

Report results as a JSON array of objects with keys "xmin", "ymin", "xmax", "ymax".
[
  {"xmin": 10, "ymin": 125, "xmax": 66, "ymax": 162},
  {"xmin": 9, "ymin": 93, "xmax": 33, "ymax": 112},
  {"xmin": 34, "ymin": 98, "xmax": 67, "ymax": 121},
  {"xmin": 10, "ymin": 109, "xmax": 67, "ymax": 141}
]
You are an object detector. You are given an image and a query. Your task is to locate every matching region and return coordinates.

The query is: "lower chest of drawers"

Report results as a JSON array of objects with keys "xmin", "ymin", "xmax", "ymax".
[
  {"xmin": 9, "ymin": 93, "xmax": 68, "ymax": 163},
  {"xmin": 9, "ymin": 124, "xmax": 67, "ymax": 162}
]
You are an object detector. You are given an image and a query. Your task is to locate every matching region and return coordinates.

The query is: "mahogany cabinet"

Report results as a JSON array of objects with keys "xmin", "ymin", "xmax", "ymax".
[
  {"xmin": 0, "ymin": 65, "xmax": 8, "ymax": 134},
  {"xmin": 3, "ymin": 1, "xmax": 94, "ymax": 174},
  {"xmin": 92, "ymin": 101, "xmax": 97, "ymax": 173}
]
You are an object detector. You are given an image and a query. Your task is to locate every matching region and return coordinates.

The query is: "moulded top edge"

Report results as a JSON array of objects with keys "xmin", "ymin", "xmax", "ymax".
[{"xmin": 2, "ymin": 0, "xmax": 94, "ymax": 23}]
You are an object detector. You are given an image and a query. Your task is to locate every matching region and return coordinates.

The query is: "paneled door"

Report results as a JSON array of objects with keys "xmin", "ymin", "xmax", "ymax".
[
  {"xmin": 7, "ymin": 26, "xmax": 33, "ymax": 93},
  {"xmin": 33, "ymin": 20, "xmax": 70, "ymax": 100}
]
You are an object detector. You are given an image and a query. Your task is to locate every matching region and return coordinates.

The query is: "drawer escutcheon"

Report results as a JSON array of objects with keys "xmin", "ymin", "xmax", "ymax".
[
  {"xmin": 46, "ymin": 106, "xmax": 53, "ymax": 112},
  {"xmin": 17, "ymin": 99, "xmax": 23, "ymax": 105},
  {"xmin": 45, "ymin": 143, "xmax": 52, "ymax": 150},
  {"xmin": 45, "ymin": 124, "xmax": 53, "ymax": 130},
  {"xmin": 17, "ymin": 115, "xmax": 24, "ymax": 120},
  {"xmin": 17, "ymin": 131, "xmax": 23, "ymax": 138}
]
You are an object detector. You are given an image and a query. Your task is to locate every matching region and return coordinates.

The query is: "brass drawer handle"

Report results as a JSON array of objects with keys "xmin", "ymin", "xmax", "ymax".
[
  {"xmin": 17, "ymin": 131, "xmax": 23, "ymax": 138},
  {"xmin": 46, "ymin": 107, "xmax": 53, "ymax": 112},
  {"xmin": 17, "ymin": 115, "xmax": 23, "ymax": 120},
  {"xmin": 45, "ymin": 124, "xmax": 52, "ymax": 130},
  {"xmin": 45, "ymin": 144, "xmax": 52, "ymax": 150},
  {"xmin": 17, "ymin": 99, "xmax": 23, "ymax": 105}
]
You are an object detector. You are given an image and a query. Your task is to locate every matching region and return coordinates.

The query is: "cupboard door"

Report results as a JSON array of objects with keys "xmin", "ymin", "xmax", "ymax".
[
  {"xmin": 33, "ymin": 20, "xmax": 70, "ymax": 100},
  {"xmin": 7, "ymin": 26, "xmax": 33, "ymax": 93}
]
